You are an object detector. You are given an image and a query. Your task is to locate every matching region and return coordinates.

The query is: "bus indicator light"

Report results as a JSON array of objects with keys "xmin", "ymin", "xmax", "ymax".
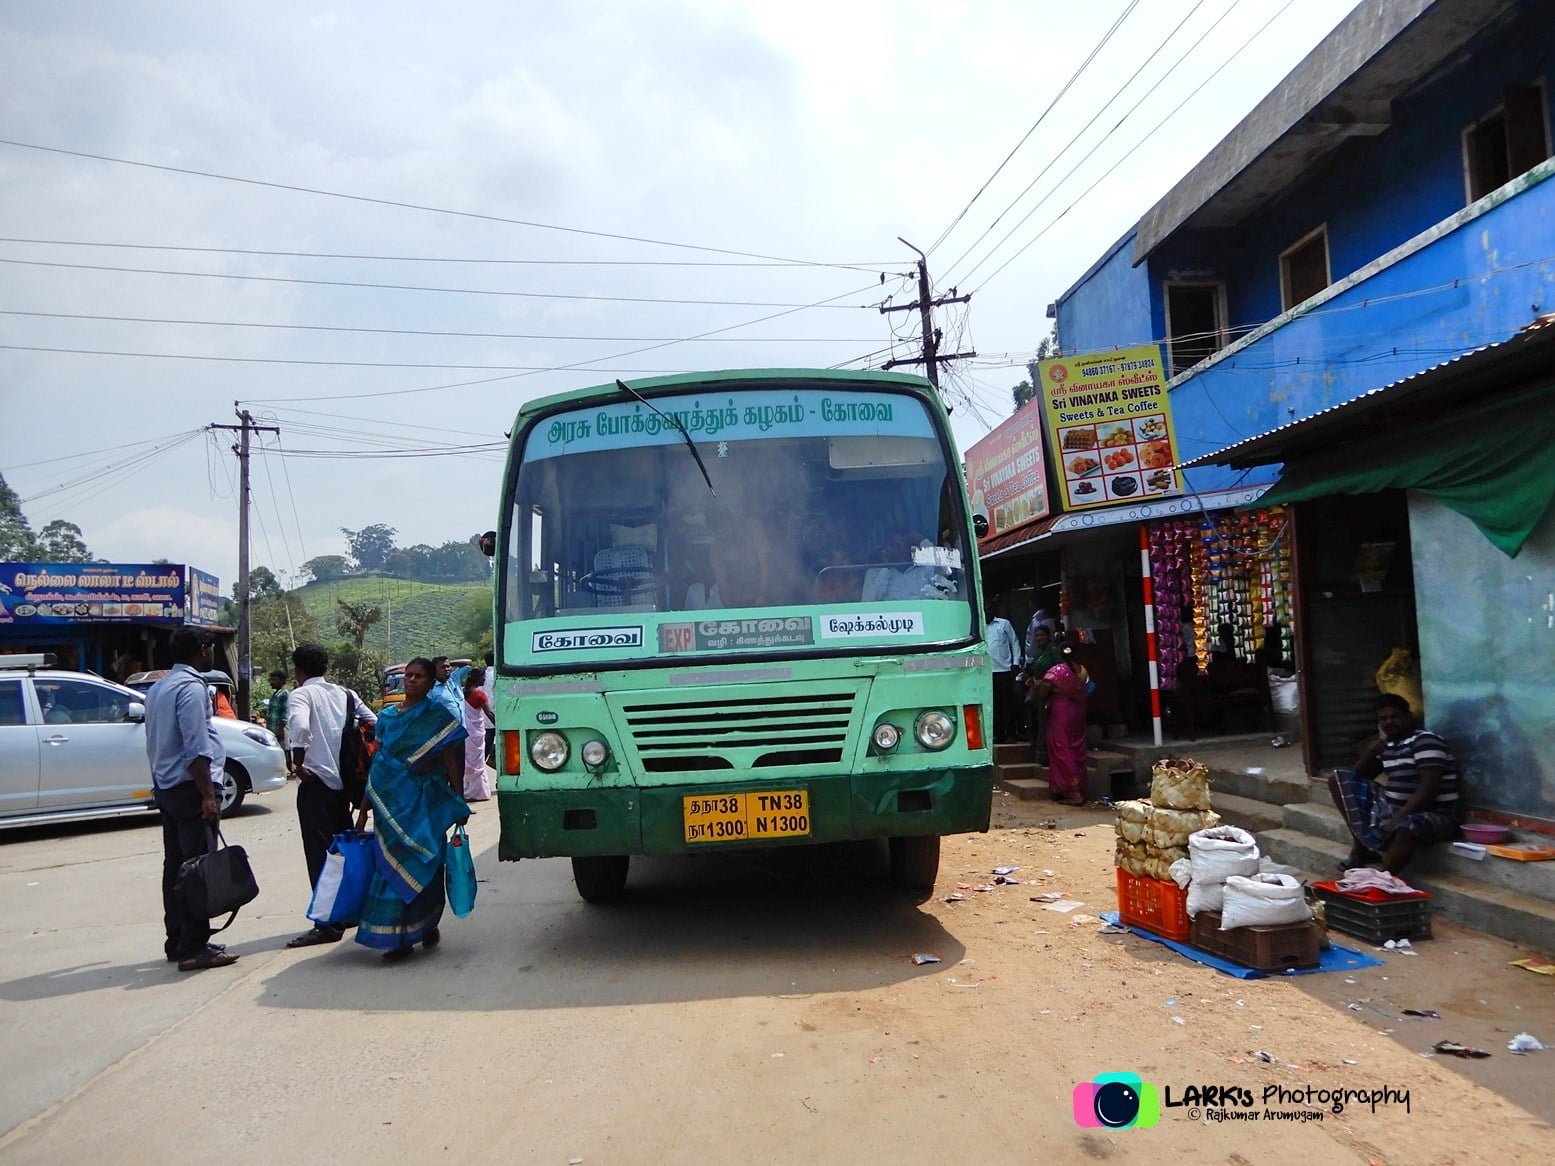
[{"xmin": 963, "ymin": 705, "xmax": 984, "ymax": 751}]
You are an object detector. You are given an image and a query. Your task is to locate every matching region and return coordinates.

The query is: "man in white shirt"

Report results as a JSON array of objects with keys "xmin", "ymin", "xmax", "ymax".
[
  {"xmin": 985, "ymin": 605, "xmax": 1023, "ymax": 743},
  {"xmin": 284, "ymin": 642, "xmax": 377, "ymax": 949}
]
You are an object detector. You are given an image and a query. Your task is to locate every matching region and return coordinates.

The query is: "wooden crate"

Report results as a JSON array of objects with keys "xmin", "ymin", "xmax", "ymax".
[{"xmin": 1190, "ymin": 910, "xmax": 1321, "ymax": 971}]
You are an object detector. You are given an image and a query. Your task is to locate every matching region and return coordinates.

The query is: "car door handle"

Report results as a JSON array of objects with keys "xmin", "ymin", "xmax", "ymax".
[{"xmin": 43, "ymin": 735, "xmax": 70, "ymax": 744}]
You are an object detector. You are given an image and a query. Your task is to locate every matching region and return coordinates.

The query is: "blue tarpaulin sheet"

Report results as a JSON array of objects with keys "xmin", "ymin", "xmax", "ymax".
[{"xmin": 1099, "ymin": 912, "xmax": 1386, "ymax": 979}]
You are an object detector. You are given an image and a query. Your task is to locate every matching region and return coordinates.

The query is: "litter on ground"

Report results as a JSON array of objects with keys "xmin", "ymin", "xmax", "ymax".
[
  {"xmin": 1508, "ymin": 1033, "xmax": 1544, "ymax": 1054},
  {"xmin": 911, "ymin": 953, "xmax": 941, "ymax": 965}
]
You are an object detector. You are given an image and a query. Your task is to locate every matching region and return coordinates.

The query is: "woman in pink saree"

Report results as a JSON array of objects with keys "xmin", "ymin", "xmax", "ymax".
[{"xmin": 1037, "ymin": 645, "xmax": 1089, "ymax": 805}]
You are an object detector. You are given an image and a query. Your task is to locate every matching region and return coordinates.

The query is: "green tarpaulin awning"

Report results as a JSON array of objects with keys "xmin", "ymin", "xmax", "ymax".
[{"xmin": 1261, "ymin": 379, "xmax": 1555, "ymax": 557}]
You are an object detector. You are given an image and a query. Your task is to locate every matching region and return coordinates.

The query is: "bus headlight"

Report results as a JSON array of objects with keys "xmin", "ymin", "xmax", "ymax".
[
  {"xmin": 581, "ymin": 739, "xmax": 610, "ymax": 768},
  {"xmin": 530, "ymin": 731, "xmax": 570, "ymax": 771},
  {"xmin": 914, "ymin": 711, "xmax": 956, "ymax": 751},
  {"xmin": 872, "ymin": 723, "xmax": 902, "ymax": 752}
]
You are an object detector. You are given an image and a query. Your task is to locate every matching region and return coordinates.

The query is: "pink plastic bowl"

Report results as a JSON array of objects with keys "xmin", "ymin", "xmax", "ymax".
[{"xmin": 1460, "ymin": 822, "xmax": 1510, "ymax": 845}]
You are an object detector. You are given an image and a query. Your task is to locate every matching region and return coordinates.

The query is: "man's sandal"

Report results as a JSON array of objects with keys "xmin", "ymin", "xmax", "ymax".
[{"xmin": 178, "ymin": 949, "xmax": 239, "ymax": 972}]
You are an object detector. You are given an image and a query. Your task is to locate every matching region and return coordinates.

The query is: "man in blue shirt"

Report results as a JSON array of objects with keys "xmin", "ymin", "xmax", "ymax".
[{"xmin": 144, "ymin": 627, "xmax": 238, "ymax": 972}]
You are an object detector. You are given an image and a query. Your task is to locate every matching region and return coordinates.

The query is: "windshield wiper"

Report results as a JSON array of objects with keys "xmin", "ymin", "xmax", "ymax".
[{"xmin": 615, "ymin": 379, "xmax": 716, "ymax": 496}]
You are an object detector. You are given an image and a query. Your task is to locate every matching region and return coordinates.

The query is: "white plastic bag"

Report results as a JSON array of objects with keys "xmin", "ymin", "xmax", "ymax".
[
  {"xmin": 1268, "ymin": 669, "xmax": 1299, "ymax": 715},
  {"xmin": 1220, "ymin": 873, "xmax": 1312, "ymax": 930},
  {"xmin": 1186, "ymin": 877, "xmax": 1224, "ymax": 918},
  {"xmin": 1188, "ymin": 826, "xmax": 1261, "ymax": 885},
  {"xmin": 1168, "ymin": 858, "xmax": 1192, "ymax": 889}
]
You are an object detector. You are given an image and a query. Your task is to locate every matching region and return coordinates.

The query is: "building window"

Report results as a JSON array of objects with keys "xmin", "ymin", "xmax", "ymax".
[
  {"xmin": 1164, "ymin": 282, "xmax": 1226, "ymax": 375},
  {"xmin": 1279, "ymin": 225, "xmax": 1330, "ymax": 311},
  {"xmin": 1463, "ymin": 83, "xmax": 1551, "ymax": 203}
]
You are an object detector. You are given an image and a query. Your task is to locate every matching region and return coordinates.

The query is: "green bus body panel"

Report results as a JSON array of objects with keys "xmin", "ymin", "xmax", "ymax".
[
  {"xmin": 497, "ymin": 767, "xmax": 993, "ymax": 860},
  {"xmin": 492, "ymin": 653, "xmax": 992, "ymax": 859}
]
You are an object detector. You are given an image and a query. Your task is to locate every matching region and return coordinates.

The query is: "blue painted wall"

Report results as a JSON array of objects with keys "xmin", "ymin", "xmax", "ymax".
[
  {"xmin": 1154, "ymin": 10, "xmax": 1555, "ymax": 331},
  {"xmin": 1054, "ymin": 228, "xmax": 1153, "ymax": 356},
  {"xmin": 1411, "ymin": 494, "xmax": 1555, "ymax": 823}
]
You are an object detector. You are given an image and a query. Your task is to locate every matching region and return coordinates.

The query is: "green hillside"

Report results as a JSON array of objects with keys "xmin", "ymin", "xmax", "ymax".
[{"xmin": 293, "ymin": 576, "xmax": 489, "ymax": 663}]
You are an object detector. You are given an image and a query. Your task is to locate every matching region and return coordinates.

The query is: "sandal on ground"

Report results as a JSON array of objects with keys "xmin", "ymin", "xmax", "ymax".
[
  {"xmin": 286, "ymin": 926, "xmax": 343, "ymax": 948},
  {"xmin": 422, "ymin": 928, "xmax": 441, "ymax": 949},
  {"xmin": 178, "ymin": 949, "xmax": 239, "ymax": 972},
  {"xmin": 381, "ymin": 945, "xmax": 414, "ymax": 964},
  {"xmin": 167, "ymin": 942, "xmax": 226, "ymax": 963}
]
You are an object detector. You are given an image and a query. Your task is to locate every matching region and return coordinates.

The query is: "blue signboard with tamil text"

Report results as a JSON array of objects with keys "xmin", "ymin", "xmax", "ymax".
[{"xmin": 0, "ymin": 563, "xmax": 222, "ymax": 627}]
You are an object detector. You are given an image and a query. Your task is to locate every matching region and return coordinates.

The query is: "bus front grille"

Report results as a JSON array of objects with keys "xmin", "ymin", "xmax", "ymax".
[{"xmin": 620, "ymin": 691, "xmax": 856, "ymax": 772}]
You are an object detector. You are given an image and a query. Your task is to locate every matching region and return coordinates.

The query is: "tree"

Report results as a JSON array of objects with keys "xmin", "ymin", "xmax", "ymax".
[
  {"xmin": 454, "ymin": 591, "xmax": 493, "ymax": 657},
  {"xmin": 342, "ymin": 524, "xmax": 397, "ymax": 573},
  {"xmin": 233, "ymin": 565, "xmax": 283, "ymax": 602},
  {"xmin": 301, "ymin": 554, "xmax": 352, "ymax": 583},
  {"xmin": 1, "ymin": 473, "xmax": 38, "ymax": 559},
  {"xmin": 35, "ymin": 519, "xmax": 95, "ymax": 562},
  {"xmin": 336, "ymin": 598, "xmax": 384, "ymax": 654},
  {"xmin": 1012, "ymin": 324, "xmax": 1062, "ymax": 411},
  {"xmin": 249, "ymin": 594, "xmax": 319, "ymax": 678},
  {"xmin": 326, "ymin": 641, "xmax": 385, "ymax": 704}
]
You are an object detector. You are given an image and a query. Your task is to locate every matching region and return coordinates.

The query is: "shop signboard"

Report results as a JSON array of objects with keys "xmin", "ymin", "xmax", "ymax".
[
  {"xmin": 1037, "ymin": 344, "xmax": 1184, "ymax": 511},
  {"xmin": 964, "ymin": 399, "xmax": 1050, "ymax": 542},
  {"xmin": 0, "ymin": 563, "xmax": 218, "ymax": 626},
  {"xmin": 188, "ymin": 568, "xmax": 224, "ymax": 626}
]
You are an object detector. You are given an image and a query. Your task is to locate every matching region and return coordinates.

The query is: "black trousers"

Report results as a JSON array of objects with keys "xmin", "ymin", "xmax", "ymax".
[
  {"xmin": 154, "ymin": 783, "xmax": 214, "ymax": 960},
  {"xmin": 297, "ymin": 775, "xmax": 354, "ymax": 892},
  {"xmin": 992, "ymin": 671, "xmax": 1017, "ymax": 742}
]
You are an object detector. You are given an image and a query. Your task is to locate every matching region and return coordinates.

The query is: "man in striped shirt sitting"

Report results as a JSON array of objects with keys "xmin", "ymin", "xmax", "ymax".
[{"xmin": 1327, "ymin": 694, "xmax": 1464, "ymax": 875}]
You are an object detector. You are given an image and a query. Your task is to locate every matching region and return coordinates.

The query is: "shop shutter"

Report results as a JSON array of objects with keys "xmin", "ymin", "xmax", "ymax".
[{"xmin": 1303, "ymin": 594, "xmax": 1416, "ymax": 769}]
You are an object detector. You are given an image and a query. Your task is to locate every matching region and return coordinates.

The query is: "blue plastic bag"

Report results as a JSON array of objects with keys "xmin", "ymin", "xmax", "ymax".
[
  {"xmin": 306, "ymin": 830, "xmax": 375, "ymax": 926},
  {"xmin": 446, "ymin": 824, "xmax": 477, "ymax": 919}
]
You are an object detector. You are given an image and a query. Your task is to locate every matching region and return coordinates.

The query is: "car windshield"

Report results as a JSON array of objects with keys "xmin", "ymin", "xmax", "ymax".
[{"xmin": 505, "ymin": 388, "xmax": 970, "ymax": 623}]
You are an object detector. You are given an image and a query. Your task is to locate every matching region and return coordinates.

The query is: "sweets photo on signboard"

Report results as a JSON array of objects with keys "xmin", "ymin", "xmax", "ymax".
[
  {"xmin": 1067, "ymin": 454, "xmax": 1101, "ymax": 477},
  {"xmin": 1097, "ymin": 422, "xmax": 1134, "ymax": 447},
  {"xmin": 1060, "ymin": 425, "xmax": 1097, "ymax": 451},
  {"xmin": 1108, "ymin": 472, "xmax": 1142, "ymax": 498}
]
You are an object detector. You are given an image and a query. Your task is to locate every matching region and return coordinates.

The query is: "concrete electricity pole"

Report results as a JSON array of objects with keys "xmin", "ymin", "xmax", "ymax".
[
  {"xmin": 210, "ymin": 408, "xmax": 279, "ymax": 720},
  {"xmin": 880, "ymin": 238, "xmax": 975, "ymax": 389}
]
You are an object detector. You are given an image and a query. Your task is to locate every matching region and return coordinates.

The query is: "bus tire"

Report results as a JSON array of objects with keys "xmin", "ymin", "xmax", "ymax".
[
  {"xmin": 889, "ymin": 835, "xmax": 940, "ymax": 890},
  {"xmin": 572, "ymin": 855, "xmax": 630, "ymax": 903}
]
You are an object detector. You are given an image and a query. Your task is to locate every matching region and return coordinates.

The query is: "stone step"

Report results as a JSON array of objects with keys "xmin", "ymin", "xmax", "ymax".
[
  {"xmin": 1256, "ymin": 828, "xmax": 1555, "ymax": 953},
  {"xmin": 996, "ymin": 762, "xmax": 1041, "ymax": 783},
  {"xmin": 1203, "ymin": 765, "xmax": 1312, "ymax": 808},
  {"xmin": 993, "ymin": 742, "xmax": 1030, "ymax": 765},
  {"xmin": 1209, "ymin": 792, "xmax": 1285, "ymax": 836},
  {"xmin": 996, "ymin": 775, "xmax": 1050, "ymax": 801},
  {"xmin": 1281, "ymin": 801, "xmax": 1555, "ymax": 902}
]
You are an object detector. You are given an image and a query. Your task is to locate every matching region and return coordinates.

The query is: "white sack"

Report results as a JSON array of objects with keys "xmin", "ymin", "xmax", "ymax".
[
  {"xmin": 1186, "ymin": 877, "xmax": 1224, "ymax": 918},
  {"xmin": 1168, "ymin": 858, "xmax": 1193, "ymax": 889},
  {"xmin": 1220, "ymin": 873, "xmax": 1312, "ymax": 930},
  {"xmin": 1188, "ymin": 826, "xmax": 1261, "ymax": 885}
]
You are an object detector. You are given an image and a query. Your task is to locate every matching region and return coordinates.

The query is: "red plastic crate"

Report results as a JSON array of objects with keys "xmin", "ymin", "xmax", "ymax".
[
  {"xmin": 1116, "ymin": 868, "xmax": 1191, "ymax": 941},
  {"xmin": 1311, "ymin": 879, "xmax": 1429, "ymax": 903}
]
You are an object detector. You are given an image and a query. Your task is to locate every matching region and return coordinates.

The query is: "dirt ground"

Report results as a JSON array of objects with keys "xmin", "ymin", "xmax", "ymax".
[{"xmin": 2, "ymin": 786, "xmax": 1553, "ymax": 1164}]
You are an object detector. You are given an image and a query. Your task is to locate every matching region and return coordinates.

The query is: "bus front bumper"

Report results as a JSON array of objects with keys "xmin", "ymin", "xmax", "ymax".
[{"xmin": 496, "ymin": 766, "xmax": 994, "ymax": 861}]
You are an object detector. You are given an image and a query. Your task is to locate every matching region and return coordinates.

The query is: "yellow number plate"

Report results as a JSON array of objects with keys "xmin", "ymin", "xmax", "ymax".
[{"xmin": 683, "ymin": 790, "xmax": 811, "ymax": 844}]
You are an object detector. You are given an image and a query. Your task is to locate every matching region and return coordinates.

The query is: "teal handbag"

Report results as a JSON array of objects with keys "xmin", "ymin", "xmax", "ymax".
[{"xmin": 446, "ymin": 824, "xmax": 477, "ymax": 918}]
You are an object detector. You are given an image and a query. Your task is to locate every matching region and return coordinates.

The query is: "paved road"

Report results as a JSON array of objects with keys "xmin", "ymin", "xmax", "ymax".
[{"xmin": 3, "ymin": 788, "xmax": 1553, "ymax": 1164}]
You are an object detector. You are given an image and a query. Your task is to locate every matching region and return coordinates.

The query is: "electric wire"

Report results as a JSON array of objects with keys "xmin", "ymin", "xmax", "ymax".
[{"xmin": 0, "ymin": 137, "xmax": 890, "ymax": 272}]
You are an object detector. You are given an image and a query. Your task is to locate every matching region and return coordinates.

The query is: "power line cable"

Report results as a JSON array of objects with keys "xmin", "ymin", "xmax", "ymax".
[
  {"xmin": 0, "ymin": 137, "xmax": 887, "ymax": 272},
  {"xmin": 0, "ymin": 343, "xmax": 708, "ymax": 373},
  {"xmin": 926, "ymin": 0, "xmax": 1143, "ymax": 257},
  {"xmin": 0, "ymin": 235, "xmax": 904, "ymax": 270},
  {"xmin": 971, "ymin": 0, "xmax": 1298, "ymax": 291},
  {"xmin": 0, "ymin": 257, "xmax": 875, "ymax": 310},
  {"xmin": 0, "ymin": 308, "xmax": 878, "ymax": 344},
  {"xmin": 941, "ymin": 0, "xmax": 1217, "ymax": 283}
]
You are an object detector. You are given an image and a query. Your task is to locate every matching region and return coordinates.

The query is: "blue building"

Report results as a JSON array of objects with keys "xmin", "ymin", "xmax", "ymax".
[{"xmin": 1049, "ymin": 0, "xmax": 1555, "ymax": 828}]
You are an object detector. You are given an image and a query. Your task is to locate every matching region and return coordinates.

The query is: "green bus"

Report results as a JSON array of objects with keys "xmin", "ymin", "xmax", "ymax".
[{"xmin": 493, "ymin": 369, "xmax": 993, "ymax": 901}]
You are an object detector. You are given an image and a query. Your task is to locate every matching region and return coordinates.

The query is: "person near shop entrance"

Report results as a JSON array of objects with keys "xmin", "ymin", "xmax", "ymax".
[
  {"xmin": 984, "ymin": 605, "xmax": 1022, "ymax": 743},
  {"xmin": 1035, "ymin": 643, "xmax": 1089, "ymax": 805},
  {"xmin": 285, "ymin": 642, "xmax": 378, "ymax": 949},
  {"xmin": 1021, "ymin": 624, "xmax": 1063, "ymax": 765},
  {"xmin": 144, "ymin": 627, "xmax": 236, "ymax": 972},
  {"xmin": 1327, "ymin": 693, "xmax": 1464, "ymax": 875}
]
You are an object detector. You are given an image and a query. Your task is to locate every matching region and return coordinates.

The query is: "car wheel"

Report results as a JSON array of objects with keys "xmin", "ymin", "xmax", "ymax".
[
  {"xmin": 889, "ymin": 835, "xmax": 940, "ymax": 892},
  {"xmin": 572, "ymin": 855, "xmax": 629, "ymax": 903},
  {"xmin": 218, "ymin": 762, "xmax": 248, "ymax": 817}
]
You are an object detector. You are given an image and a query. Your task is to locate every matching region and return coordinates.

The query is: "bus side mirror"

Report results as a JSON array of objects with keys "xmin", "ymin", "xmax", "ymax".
[
  {"xmin": 972, "ymin": 515, "xmax": 989, "ymax": 539},
  {"xmin": 478, "ymin": 530, "xmax": 496, "ymax": 557}
]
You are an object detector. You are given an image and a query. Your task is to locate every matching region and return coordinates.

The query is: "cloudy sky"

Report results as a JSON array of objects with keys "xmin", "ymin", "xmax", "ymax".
[{"xmin": 1, "ymin": 0, "xmax": 1362, "ymax": 588}]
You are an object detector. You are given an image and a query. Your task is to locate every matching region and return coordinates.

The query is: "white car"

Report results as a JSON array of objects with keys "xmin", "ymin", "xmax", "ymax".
[{"xmin": 0, "ymin": 664, "xmax": 288, "ymax": 828}]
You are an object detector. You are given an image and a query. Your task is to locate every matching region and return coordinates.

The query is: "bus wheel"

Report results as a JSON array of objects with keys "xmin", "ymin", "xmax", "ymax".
[
  {"xmin": 889, "ymin": 835, "xmax": 940, "ymax": 890},
  {"xmin": 572, "ymin": 855, "xmax": 630, "ymax": 903}
]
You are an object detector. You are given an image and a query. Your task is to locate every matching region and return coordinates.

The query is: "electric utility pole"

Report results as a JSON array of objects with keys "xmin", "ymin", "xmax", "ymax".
[
  {"xmin": 210, "ymin": 408, "xmax": 279, "ymax": 720},
  {"xmin": 880, "ymin": 238, "xmax": 975, "ymax": 389}
]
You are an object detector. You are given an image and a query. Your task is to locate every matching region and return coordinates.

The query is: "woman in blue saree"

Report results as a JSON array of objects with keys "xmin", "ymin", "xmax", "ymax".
[{"xmin": 354, "ymin": 656, "xmax": 469, "ymax": 962}]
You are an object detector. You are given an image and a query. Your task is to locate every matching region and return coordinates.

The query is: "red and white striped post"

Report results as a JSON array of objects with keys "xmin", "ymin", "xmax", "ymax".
[{"xmin": 1140, "ymin": 525, "xmax": 1163, "ymax": 747}]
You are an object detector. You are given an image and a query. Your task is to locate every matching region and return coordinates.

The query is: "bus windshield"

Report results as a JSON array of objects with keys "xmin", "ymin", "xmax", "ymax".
[{"xmin": 505, "ymin": 386, "xmax": 973, "ymax": 661}]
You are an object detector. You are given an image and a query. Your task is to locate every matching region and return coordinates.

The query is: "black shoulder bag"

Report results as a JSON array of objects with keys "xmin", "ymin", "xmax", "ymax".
[
  {"xmin": 339, "ymin": 690, "xmax": 374, "ymax": 809},
  {"xmin": 175, "ymin": 824, "xmax": 260, "ymax": 934}
]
